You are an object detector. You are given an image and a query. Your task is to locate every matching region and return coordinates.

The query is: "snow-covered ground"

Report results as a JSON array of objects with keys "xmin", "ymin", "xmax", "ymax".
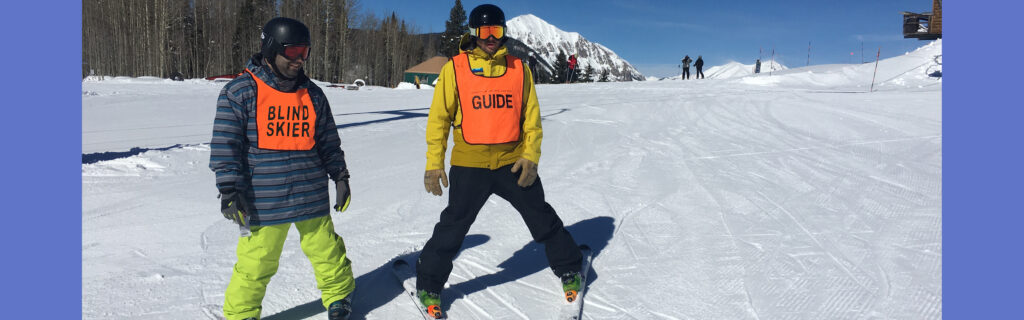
[{"xmin": 82, "ymin": 40, "xmax": 941, "ymax": 319}]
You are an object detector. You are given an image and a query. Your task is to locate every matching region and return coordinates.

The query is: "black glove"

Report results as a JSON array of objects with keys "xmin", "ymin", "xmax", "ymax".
[
  {"xmin": 220, "ymin": 192, "xmax": 254, "ymax": 226},
  {"xmin": 335, "ymin": 179, "xmax": 351, "ymax": 212}
]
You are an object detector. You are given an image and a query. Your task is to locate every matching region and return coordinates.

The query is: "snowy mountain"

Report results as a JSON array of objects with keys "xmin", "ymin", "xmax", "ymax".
[{"xmin": 505, "ymin": 14, "xmax": 645, "ymax": 81}]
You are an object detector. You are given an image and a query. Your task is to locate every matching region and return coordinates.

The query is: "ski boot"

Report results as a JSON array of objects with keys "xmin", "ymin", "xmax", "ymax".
[
  {"xmin": 328, "ymin": 295, "xmax": 352, "ymax": 320},
  {"xmin": 561, "ymin": 271, "xmax": 582, "ymax": 303},
  {"xmin": 417, "ymin": 290, "xmax": 444, "ymax": 319}
]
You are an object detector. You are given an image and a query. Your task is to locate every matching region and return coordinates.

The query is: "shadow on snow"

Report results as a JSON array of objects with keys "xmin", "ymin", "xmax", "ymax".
[
  {"xmin": 83, "ymin": 106, "xmax": 574, "ymax": 164},
  {"xmin": 264, "ymin": 216, "xmax": 616, "ymax": 319},
  {"xmin": 80, "ymin": 108, "xmax": 430, "ymax": 164}
]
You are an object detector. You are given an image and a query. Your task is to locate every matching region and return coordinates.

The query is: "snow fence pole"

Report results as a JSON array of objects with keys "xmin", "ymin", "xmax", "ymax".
[
  {"xmin": 807, "ymin": 41, "xmax": 811, "ymax": 66},
  {"xmin": 870, "ymin": 46, "xmax": 881, "ymax": 92}
]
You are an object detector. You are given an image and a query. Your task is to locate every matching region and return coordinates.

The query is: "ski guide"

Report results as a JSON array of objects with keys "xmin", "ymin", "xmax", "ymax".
[{"xmin": 416, "ymin": 3, "xmax": 587, "ymax": 319}]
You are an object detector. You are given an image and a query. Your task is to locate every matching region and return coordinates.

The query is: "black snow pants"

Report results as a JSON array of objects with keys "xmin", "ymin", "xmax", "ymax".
[
  {"xmin": 696, "ymin": 66, "xmax": 704, "ymax": 79},
  {"xmin": 416, "ymin": 165, "xmax": 583, "ymax": 293},
  {"xmin": 683, "ymin": 67, "xmax": 690, "ymax": 79}
]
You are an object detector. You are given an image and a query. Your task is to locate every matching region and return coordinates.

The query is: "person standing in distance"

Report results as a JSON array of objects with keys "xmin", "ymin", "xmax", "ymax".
[
  {"xmin": 682, "ymin": 55, "xmax": 692, "ymax": 80},
  {"xmin": 567, "ymin": 54, "xmax": 578, "ymax": 83},
  {"xmin": 209, "ymin": 17, "xmax": 356, "ymax": 320},
  {"xmin": 695, "ymin": 55, "xmax": 705, "ymax": 79},
  {"xmin": 417, "ymin": 3, "xmax": 584, "ymax": 319}
]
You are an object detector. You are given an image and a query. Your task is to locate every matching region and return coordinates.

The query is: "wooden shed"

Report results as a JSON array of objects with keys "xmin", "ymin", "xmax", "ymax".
[
  {"xmin": 902, "ymin": 0, "xmax": 942, "ymax": 40},
  {"xmin": 403, "ymin": 56, "xmax": 448, "ymax": 85}
]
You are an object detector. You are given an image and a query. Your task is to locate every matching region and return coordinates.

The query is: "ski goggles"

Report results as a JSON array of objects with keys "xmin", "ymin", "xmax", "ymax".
[
  {"xmin": 281, "ymin": 44, "xmax": 311, "ymax": 61},
  {"xmin": 470, "ymin": 25, "xmax": 505, "ymax": 40}
]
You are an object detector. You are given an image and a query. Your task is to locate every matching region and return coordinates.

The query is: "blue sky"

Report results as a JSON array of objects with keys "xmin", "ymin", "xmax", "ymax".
[{"xmin": 360, "ymin": 0, "xmax": 937, "ymax": 78}]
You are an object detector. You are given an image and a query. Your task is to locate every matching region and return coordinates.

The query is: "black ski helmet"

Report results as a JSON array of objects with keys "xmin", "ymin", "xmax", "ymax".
[
  {"xmin": 468, "ymin": 4, "xmax": 506, "ymax": 29},
  {"xmin": 260, "ymin": 17, "xmax": 311, "ymax": 59}
]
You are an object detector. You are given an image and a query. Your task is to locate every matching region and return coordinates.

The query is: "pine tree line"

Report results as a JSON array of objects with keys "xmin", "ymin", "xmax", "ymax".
[
  {"xmin": 439, "ymin": 0, "xmax": 468, "ymax": 57},
  {"xmin": 83, "ymin": 0, "xmax": 437, "ymax": 87},
  {"xmin": 82, "ymin": 0, "xmax": 620, "ymax": 86},
  {"xmin": 546, "ymin": 50, "xmax": 606, "ymax": 83}
]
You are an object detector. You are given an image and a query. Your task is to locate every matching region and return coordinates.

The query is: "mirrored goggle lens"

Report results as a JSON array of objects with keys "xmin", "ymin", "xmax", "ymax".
[
  {"xmin": 282, "ymin": 45, "xmax": 310, "ymax": 60},
  {"xmin": 472, "ymin": 26, "xmax": 505, "ymax": 39}
]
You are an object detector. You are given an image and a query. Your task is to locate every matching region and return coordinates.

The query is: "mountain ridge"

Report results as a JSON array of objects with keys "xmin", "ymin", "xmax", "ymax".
[{"xmin": 505, "ymin": 14, "xmax": 645, "ymax": 81}]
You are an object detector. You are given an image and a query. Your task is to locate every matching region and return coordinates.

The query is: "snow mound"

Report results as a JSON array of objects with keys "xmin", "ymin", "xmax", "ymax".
[
  {"xmin": 657, "ymin": 40, "xmax": 940, "ymax": 91},
  {"xmin": 82, "ymin": 154, "xmax": 167, "ymax": 177},
  {"xmin": 708, "ymin": 60, "xmax": 788, "ymax": 79},
  {"xmin": 731, "ymin": 39, "xmax": 942, "ymax": 91},
  {"xmin": 394, "ymin": 82, "xmax": 434, "ymax": 90}
]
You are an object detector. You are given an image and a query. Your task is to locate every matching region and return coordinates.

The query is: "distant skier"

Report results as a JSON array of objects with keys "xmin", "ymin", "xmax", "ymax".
[
  {"xmin": 567, "ymin": 54, "xmax": 578, "ymax": 83},
  {"xmin": 755, "ymin": 58, "xmax": 762, "ymax": 74},
  {"xmin": 682, "ymin": 55, "xmax": 692, "ymax": 79},
  {"xmin": 694, "ymin": 55, "xmax": 705, "ymax": 79},
  {"xmin": 209, "ymin": 17, "xmax": 356, "ymax": 320},
  {"xmin": 417, "ymin": 4, "xmax": 584, "ymax": 319}
]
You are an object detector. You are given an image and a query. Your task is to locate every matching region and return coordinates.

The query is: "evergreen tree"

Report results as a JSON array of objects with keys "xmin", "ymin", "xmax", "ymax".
[
  {"xmin": 598, "ymin": 68, "xmax": 610, "ymax": 82},
  {"xmin": 231, "ymin": 0, "xmax": 257, "ymax": 68},
  {"xmin": 553, "ymin": 49, "xmax": 568, "ymax": 83},
  {"xmin": 583, "ymin": 64, "xmax": 595, "ymax": 82},
  {"xmin": 439, "ymin": 0, "xmax": 468, "ymax": 57},
  {"xmin": 231, "ymin": 0, "xmax": 273, "ymax": 70}
]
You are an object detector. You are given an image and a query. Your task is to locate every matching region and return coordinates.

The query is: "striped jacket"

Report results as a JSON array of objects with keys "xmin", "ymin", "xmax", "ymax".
[{"xmin": 209, "ymin": 55, "xmax": 347, "ymax": 226}]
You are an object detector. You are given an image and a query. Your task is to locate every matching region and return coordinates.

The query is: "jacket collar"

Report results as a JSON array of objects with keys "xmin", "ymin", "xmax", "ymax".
[{"xmin": 463, "ymin": 46, "xmax": 508, "ymax": 61}]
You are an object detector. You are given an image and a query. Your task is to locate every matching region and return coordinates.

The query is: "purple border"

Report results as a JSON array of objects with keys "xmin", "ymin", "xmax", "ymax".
[{"xmin": 945, "ymin": 0, "xmax": 1024, "ymax": 318}]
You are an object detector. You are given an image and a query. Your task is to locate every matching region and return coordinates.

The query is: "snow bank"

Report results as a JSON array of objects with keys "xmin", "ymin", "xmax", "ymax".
[
  {"xmin": 394, "ymin": 82, "xmax": 434, "ymax": 90},
  {"xmin": 659, "ymin": 40, "xmax": 941, "ymax": 92},
  {"xmin": 732, "ymin": 39, "xmax": 942, "ymax": 91}
]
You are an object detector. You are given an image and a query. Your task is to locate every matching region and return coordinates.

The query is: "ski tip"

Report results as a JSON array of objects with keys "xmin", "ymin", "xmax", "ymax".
[{"xmin": 427, "ymin": 305, "xmax": 444, "ymax": 319}]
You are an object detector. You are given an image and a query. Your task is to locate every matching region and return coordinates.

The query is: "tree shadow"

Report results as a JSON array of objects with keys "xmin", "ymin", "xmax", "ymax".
[
  {"xmin": 262, "ymin": 234, "xmax": 491, "ymax": 320},
  {"xmin": 541, "ymin": 108, "xmax": 570, "ymax": 120},
  {"xmin": 81, "ymin": 144, "xmax": 184, "ymax": 164},
  {"xmin": 82, "ymin": 107, "xmax": 574, "ymax": 164},
  {"xmin": 444, "ymin": 216, "xmax": 616, "ymax": 310},
  {"xmin": 335, "ymin": 108, "xmax": 429, "ymax": 129}
]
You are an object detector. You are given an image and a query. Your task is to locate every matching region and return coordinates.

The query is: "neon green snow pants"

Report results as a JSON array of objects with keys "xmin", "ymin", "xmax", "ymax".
[{"xmin": 223, "ymin": 215, "xmax": 355, "ymax": 320}]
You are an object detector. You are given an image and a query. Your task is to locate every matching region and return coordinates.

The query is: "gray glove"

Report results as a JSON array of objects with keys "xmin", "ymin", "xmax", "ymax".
[
  {"xmin": 220, "ymin": 192, "xmax": 254, "ymax": 226},
  {"xmin": 424, "ymin": 169, "xmax": 449, "ymax": 196},
  {"xmin": 511, "ymin": 158, "xmax": 538, "ymax": 187},
  {"xmin": 335, "ymin": 178, "xmax": 351, "ymax": 212}
]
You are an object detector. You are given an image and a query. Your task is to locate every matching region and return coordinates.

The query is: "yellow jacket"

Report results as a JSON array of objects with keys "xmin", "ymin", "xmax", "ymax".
[{"xmin": 425, "ymin": 43, "xmax": 542, "ymax": 171}]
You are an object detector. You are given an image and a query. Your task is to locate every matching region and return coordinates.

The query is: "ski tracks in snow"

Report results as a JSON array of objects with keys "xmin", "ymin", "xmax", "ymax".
[{"xmin": 83, "ymin": 77, "xmax": 941, "ymax": 319}]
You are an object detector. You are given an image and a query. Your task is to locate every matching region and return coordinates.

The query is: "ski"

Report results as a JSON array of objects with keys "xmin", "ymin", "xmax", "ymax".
[
  {"xmin": 392, "ymin": 259, "xmax": 446, "ymax": 319},
  {"xmin": 558, "ymin": 245, "xmax": 593, "ymax": 320}
]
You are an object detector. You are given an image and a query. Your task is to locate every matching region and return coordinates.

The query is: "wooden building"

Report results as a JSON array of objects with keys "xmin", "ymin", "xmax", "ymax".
[{"xmin": 902, "ymin": 0, "xmax": 942, "ymax": 40}]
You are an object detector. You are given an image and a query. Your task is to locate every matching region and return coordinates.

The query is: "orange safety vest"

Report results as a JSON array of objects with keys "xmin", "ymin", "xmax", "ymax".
[
  {"xmin": 245, "ymin": 69, "xmax": 317, "ymax": 151},
  {"xmin": 453, "ymin": 53, "xmax": 525, "ymax": 145}
]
